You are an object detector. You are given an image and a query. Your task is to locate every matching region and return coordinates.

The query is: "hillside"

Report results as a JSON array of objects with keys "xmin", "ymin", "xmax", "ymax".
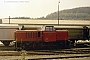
[{"xmin": 45, "ymin": 7, "xmax": 90, "ymax": 20}]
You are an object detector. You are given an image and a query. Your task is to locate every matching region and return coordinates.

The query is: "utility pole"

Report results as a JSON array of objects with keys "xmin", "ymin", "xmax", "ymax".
[
  {"xmin": 9, "ymin": 16, "xmax": 10, "ymax": 24},
  {"xmin": 58, "ymin": 1, "xmax": 60, "ymax": 25}
]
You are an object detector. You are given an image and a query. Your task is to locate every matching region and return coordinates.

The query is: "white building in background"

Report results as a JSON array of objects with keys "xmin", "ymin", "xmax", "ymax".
[{"xmin": 0, "ymin": 19, "xmax": 2, "ymax": 24}]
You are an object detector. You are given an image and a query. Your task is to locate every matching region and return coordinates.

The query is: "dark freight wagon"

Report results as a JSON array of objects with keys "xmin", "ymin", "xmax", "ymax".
[{"xmin": 55, "ymin": 26, "xmax": 90, "ymax": 44}]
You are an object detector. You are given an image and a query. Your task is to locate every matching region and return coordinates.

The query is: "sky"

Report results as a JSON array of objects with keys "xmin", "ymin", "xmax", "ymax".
[{"xmin": 0, "ymin": 0, "xmax": 90, "ymax": 18}]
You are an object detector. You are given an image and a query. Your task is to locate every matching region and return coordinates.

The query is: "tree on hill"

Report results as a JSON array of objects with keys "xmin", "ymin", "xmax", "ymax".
[{"xmin": 45, "ymin": 7, "xmax": 90, "ymax": 20}]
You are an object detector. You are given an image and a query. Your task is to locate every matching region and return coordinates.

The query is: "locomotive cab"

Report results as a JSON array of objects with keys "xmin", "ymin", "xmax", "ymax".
[{"xmin": 41, "ymin": 26, "xmax": 55, "ymax": 31}]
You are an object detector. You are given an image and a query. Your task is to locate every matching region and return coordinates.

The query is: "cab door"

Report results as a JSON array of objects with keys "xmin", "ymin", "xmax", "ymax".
[{"xmin": 43, "ymin": 31, "xmax": 56, "ymax": 42}]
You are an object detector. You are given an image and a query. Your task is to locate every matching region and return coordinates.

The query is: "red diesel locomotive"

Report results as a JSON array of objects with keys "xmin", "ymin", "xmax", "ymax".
[{"xmin": 15, "ymin": 26, "xmax": 70, "ymax": 50}]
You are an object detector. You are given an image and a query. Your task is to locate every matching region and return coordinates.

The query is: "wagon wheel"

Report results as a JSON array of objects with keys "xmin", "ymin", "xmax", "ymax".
[{"xmin": 2, "ymin": 41, "xmax": 10, "ymax": 46}]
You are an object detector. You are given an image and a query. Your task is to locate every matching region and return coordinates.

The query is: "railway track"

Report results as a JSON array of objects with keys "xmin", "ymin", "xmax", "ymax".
[
  {"xmin": 0, "ymin": 48, "xmax": 90, "ymax": 56},
  {"xmin": 0, "ymin": 47, "xmax": 90, "ymax": 59},
  {"xmin": 29, "ymin": 47, "xmax": 90, "ymax": 54}
]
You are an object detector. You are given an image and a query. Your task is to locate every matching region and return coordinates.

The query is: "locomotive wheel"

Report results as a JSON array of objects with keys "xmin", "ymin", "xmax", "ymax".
[
  {"xmin": 48, "ymin": 43, "xmax": 53, "ymax": 49},
  {"xmin": 39, "ymin": 43, "xmax": 43, "ymax": 49},
  {"xmin": 33, "ymin": 43, "xmax": 39, "ymax": 49},
  {"xmin": 22, "ymin": 44, "xmax": 26, "ymax": 50}
]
